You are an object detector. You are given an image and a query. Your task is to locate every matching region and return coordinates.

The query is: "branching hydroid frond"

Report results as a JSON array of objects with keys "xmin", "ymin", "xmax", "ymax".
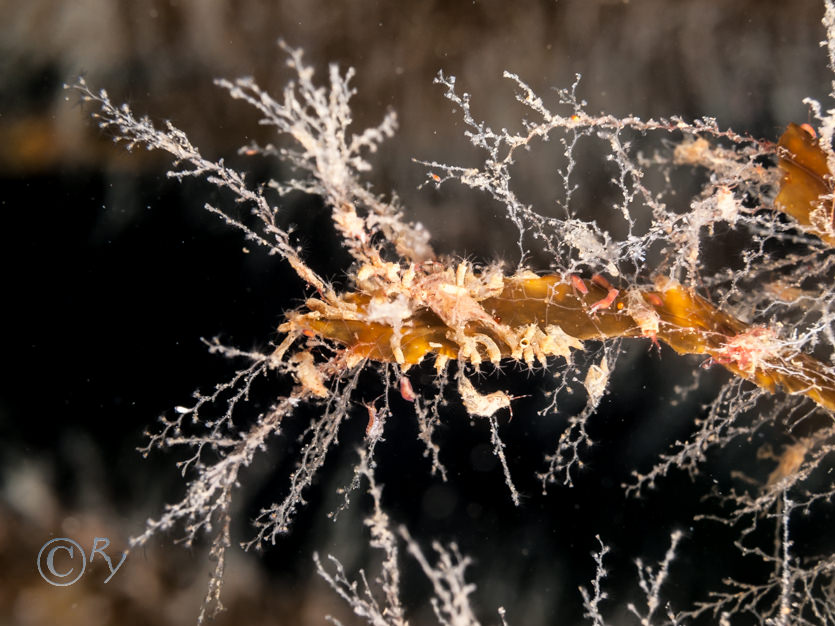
[
  {"xmin": 68, "ymin": 5, "xmax": 835, "ymax": 621},
  {"xmin": 316, "ymin": 450, "xmax": 490, "ymax": 626}
]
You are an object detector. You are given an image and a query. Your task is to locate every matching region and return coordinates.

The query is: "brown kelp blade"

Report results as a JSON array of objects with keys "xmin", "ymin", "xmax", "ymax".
[
  {"xmin": 291, "ymin": 273, "xmax": 835, "ymax": 412},
  {"xmin": 776, "ymin": 122, "xmax": 835, "ymax": 246}
]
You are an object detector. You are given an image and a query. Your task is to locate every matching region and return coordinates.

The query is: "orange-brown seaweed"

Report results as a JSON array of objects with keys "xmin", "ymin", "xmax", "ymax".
[
  {"xmin": 286, "ymin": 271, "xmax": 835, "ymax": 412},
  {"xmin": 775, "ymin": 122, "xmax": 835, "ymax": 246}
]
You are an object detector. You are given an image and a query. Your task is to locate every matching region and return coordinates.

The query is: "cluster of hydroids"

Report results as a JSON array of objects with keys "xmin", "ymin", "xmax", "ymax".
[{"xmin": 71, "ymin": 2, "xmax": 835, "ymax": 624}]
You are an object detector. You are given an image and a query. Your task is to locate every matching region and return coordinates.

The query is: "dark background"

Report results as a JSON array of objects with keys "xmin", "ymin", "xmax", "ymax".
[{"xmin": 1, "ymin": 1, "xmax": 832, "ymax": 624}]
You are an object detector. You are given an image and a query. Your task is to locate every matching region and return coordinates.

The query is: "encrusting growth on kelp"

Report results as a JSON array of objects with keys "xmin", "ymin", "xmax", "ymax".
[{"xmin": 285, "ymin": 260, "xmax": 835, "ymax": 413}]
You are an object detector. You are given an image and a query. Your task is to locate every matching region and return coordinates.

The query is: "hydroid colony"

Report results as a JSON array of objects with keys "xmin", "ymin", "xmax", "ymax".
[{"xmin": 71, "ymin": 7, "xmax": 835, "ymax": 621}]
